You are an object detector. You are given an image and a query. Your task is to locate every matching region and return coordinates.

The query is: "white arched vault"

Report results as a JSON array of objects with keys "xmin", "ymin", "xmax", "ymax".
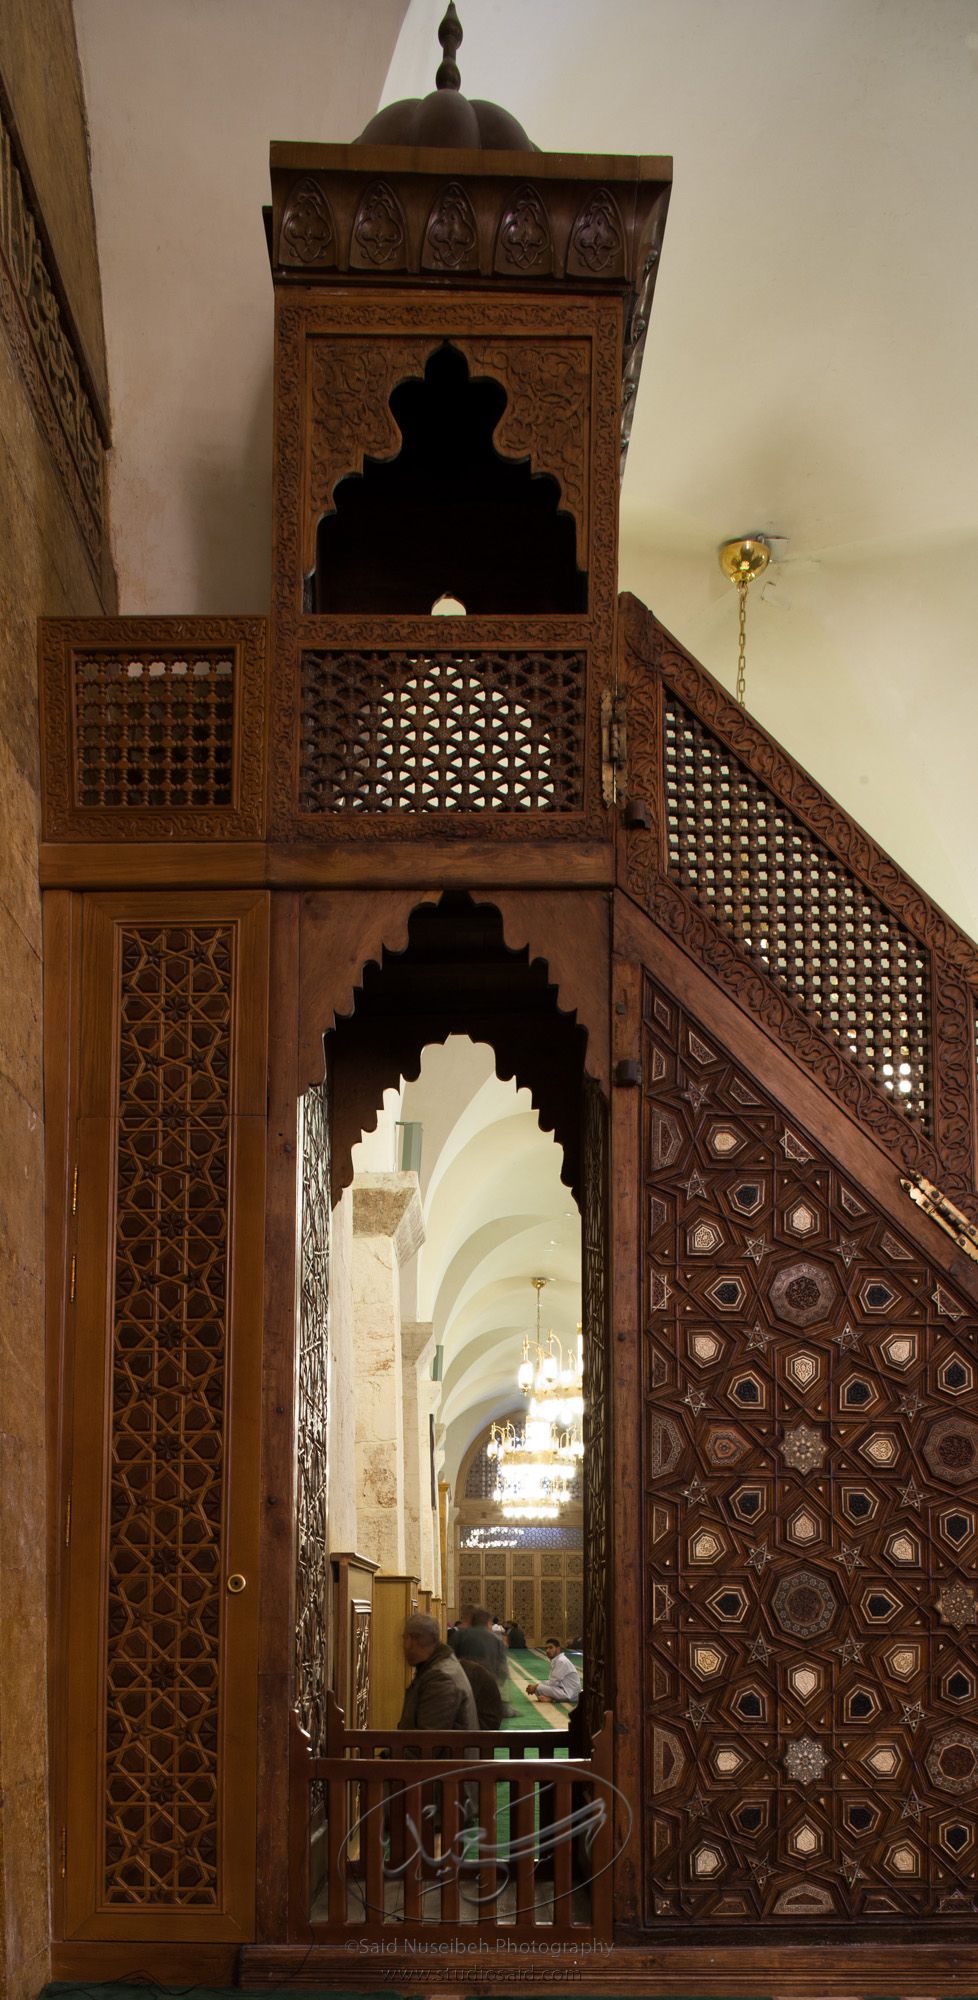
[{"xmin": 351, "ymin": 1035, "xmax": 582, "ymax": 1500}]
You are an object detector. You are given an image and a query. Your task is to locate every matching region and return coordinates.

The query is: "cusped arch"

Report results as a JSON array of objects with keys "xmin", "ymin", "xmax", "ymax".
[
  {"xmin": 298, "ymin": 890, "xmax": 604, "ymax": 1199},
  {"xmin": 308, "ymin": 338, "xmax": 588, "ymax": 611}
]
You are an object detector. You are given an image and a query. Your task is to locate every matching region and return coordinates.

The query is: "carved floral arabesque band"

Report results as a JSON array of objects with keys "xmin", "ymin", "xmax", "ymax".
[{"xmin": 0, "ymin": 86, "xmax": 106, "ymax": 570}]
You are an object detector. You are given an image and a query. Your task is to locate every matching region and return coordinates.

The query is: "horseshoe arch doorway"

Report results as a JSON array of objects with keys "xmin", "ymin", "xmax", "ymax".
[{"xmin": 267, "ymin": 889, "xmax": 613, "ymax": 1934}]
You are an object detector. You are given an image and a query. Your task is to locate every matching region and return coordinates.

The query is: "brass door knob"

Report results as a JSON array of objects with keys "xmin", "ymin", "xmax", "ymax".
[{"xmin": 226, "ymin": 1573, "xmax": 247, "ymax": 1594}]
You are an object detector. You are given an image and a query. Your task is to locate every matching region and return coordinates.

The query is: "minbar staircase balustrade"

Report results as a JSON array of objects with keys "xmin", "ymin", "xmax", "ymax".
[{"xmin": 40, "ymin": 604, "xmax": 978, "ymax": 1215}]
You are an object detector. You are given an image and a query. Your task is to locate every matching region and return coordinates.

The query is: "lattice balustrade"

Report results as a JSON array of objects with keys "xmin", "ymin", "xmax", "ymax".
[
  {"xmin": 73, "ymin": 649, "xmax": 235, "ymax": 808},
  {"xmin": 104, "ymin": 926, "xmax": 233, "ymax": 1907},
  {"xmin": 298, "ymin": 649, "xmax": 586, "ymax": 815},
  {"xmin": 295, "ymin": 1082, "xmax": 331, "ymax": 1757},
  {"xmin": 663, "ymin": 698, "xmax": 932, "ymax": 1129}
]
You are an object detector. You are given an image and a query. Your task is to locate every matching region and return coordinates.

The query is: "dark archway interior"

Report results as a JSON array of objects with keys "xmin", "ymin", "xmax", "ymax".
[
  {"xmin": 310, "ymin": 343, "xmax": 588, "ymax": 615},
  {"xmin": 326, "ymin": 892, "xmax": 589, "ymax": 1197}
]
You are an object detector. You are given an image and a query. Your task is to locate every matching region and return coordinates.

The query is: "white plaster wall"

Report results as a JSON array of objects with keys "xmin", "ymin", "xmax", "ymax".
[
  {"xmin": 325, "ymin": 1186, "xmax": 358, "ymax": 1555},
  {"xmin": 385, "ymin": 0, "xmax": 978, "ymax": 939},
  {"xmin": 75, "ymin": 0, "xmax": 407, "ymax": 614},
  {"xmin": 76, "ymin": 0, "xmax": 978, "ymax": 934}
]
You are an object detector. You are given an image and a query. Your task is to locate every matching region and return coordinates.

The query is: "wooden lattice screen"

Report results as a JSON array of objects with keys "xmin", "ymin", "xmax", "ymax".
[{"xmin": 619, "ymin": 596, "xmax": 978, "ymax": 1219}]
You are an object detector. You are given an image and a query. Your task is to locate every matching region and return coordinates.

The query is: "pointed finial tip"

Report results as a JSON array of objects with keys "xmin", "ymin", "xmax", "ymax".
[{"xmin": 436, "ymin": 2, "xmax": 463, "ymax": 91}]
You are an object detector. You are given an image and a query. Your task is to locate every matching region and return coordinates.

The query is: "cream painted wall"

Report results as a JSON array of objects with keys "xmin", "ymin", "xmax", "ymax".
[
  {"xmin": 385, "ymin": 0, "xmax": 978, "ymax": 939},
  {"xmin": 74, "ymin": 0, "xmax": 407, "ymax": 614},
  {"xmin": 326, "ymin": 1189, "xmax": 358, "ymax": 1556},
  {"xmin": 76, "ymin": 0, "xmax": 978, "ymax": 934}
]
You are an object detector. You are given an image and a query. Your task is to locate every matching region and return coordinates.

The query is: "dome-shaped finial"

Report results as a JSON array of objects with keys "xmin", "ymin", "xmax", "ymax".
[
  {"xmin": 355, "ymin": 0, "xmax": 535, "ymax": 150},
  {"xmin": 435, "ymin": 3, "xmax": 463, "ymax": 92}
]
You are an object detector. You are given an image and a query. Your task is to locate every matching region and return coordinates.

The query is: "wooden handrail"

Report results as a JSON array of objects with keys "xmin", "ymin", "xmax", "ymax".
[{"xmin": 291, "ymin": 1704, "xmax": 616, "ymax": 1942}]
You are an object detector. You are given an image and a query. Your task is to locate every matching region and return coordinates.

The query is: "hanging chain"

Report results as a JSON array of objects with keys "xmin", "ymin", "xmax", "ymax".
[
  {"xmin": 736, "ymin": 576, "xmax": 749, "ymax": 707},
  {"xmin": 719, "ymin": 537, "xmax": 770, "ymax": 711}
]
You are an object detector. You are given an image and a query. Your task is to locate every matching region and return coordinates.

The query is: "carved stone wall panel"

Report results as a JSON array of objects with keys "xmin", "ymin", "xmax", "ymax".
[
  {"xmin": 39, "ymin": 617, "xmax": 268, "ymax": 842},
  {"xmin": 642, "ymin": 974, "xmax": 978, "ymax": 1930}
]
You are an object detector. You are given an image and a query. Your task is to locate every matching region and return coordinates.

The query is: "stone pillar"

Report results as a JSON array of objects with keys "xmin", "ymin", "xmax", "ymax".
[
  {"xmin": 351, "ymin": 1173, "xmax": 424, "ymax": 1575},
  {"xmin": 325, "ymin": 1187, "xmax": 358, "ymax": 1554},
  {"xmin": 400, "ymin": 1319, "xmax": 437, "ymax": 1587}
]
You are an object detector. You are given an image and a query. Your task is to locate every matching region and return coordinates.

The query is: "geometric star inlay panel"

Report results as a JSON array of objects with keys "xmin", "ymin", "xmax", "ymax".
[
  {"xmin": 104, "ymin": 926, "xmax": 233, "ymax": 1906},
  {"xmin": 644, "ymin": 977, "xmax": 978, "ymax": 1927}
]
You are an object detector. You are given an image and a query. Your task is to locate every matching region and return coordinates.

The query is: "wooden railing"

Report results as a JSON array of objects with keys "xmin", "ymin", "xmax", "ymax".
[
  {"xmin": 618, "ymin": 595, "xmax": 978, "ymax": 1218},
  {"xmin": 288, "ymin": 1700, "xmax": 616, "ymax": 1942}
]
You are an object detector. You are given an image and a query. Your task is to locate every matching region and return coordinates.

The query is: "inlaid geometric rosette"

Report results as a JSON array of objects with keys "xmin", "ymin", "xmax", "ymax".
[
  {"xmin": 103, "ymin": 927, "xmax": 233, "ymax": 1905},
  {"xmin": 643, "ymin": 977, "xmax": 978, "ymax": 1929}
]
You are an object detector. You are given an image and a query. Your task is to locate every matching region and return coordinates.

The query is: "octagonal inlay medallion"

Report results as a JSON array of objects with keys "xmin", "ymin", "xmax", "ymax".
[
  {"xmin": 769, "ymin": 1259, "xmax": 838, "ymax": 1328},
  {"xmin": 923, "ymin": 1415, "xmax": 978, "ymax": 1487},
  {"xmin": 772, "ymin": 1569, "xmax": 837, "ymax": 1639},
  {"xmin": 925, "ymin": 1727, "xmax": 978, "ymax": 1795}
]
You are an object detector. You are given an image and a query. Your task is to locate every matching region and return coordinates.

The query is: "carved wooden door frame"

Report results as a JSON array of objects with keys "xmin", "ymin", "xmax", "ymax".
[{"xmin": 270, "ymin": 885, "xmax": 614, "ymax": 1939}]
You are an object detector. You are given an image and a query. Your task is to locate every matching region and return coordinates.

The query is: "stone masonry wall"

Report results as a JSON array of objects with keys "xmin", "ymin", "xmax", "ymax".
[{"xmin": 0, "ymin": 6, "xmax": 115, "ymax": 1993}]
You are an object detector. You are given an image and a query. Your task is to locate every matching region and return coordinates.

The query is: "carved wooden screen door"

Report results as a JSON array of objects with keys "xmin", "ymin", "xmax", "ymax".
[
  {"xmin": 581, "ymin": 1074, "xmax": 612, "ymax": 1741},
  {"xmin": 59, "ymin": 893, "xmax": 267, "ymax": 1942},
  {"xmin": 622, "ymin": 940, "xmax": 978, "ymax": 1934}
]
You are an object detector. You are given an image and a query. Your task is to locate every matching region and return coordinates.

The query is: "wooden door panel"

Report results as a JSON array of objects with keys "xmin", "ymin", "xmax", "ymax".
[
  {"xmin": 62, "ymin": 894, "xmax": 267, "ymax": 1940},
  {"xmin": 637, "ymin": 966, "xmax": 978, "ymax": 1933}
]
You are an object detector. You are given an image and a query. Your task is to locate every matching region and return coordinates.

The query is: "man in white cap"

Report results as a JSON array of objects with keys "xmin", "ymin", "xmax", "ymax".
[{"xmin": 525, "ymin": 1638, "xmax": 582, "ymax": 1705}]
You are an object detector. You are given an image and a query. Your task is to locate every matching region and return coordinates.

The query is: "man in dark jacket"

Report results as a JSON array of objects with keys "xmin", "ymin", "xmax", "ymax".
[
  {"xmin": 394, "ymin": 1615, "xmax": 479, "ymax": 1850},
  {"xmin": 451, "ymin": 1605, "xmax": 508, "ymax": 1684},
  {"xmin": 460, "ymin": 1656, "xmax": 504, "ymax": 1729},
  {"xmin": 398, "ymin": 1613, "xmax": 479, "ymax": 1732}
]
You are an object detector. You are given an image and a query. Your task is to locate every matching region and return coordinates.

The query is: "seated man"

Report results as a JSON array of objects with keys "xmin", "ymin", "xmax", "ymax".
[{"xmin": 525, "ymin": 1637, "xmax": 582, "ymax": 1705}]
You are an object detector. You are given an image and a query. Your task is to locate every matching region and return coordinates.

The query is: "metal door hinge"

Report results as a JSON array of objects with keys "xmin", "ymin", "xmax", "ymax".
[
  {"xmin": 71, "ymin": 1164, "xmax": 78, "ymax": 1215},
  {"xmin": 902, "ymin": 1172, "xmax": 978, "ymax": 1265},
  {"xmin": 601, "ymin": 691, "xmax": 627, "ymax": 807},
  {"xmin": 69, "ymin": 1254, "xmax": 76, "ymax": 1303},
  {"xmin": 60, "ymin": 1826, "xmax": 67, "ymax": 1877}
]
